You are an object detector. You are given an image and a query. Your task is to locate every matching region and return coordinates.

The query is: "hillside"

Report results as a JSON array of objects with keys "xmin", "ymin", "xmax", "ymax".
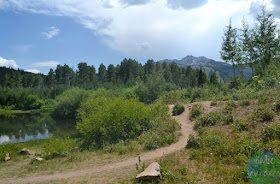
[{"xmin": 159, "ymin": 55, "xmax": 252, "ymax": 82}]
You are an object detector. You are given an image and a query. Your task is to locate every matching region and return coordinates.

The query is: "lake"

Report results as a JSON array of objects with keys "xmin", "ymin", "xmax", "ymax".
[{"xmin": 0, "ymin": 112, "xmax": 76, "ymax": 144}]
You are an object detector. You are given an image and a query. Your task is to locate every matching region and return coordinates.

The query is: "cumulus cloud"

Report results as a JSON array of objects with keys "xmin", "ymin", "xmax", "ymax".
[
  {"xmin": 0, "ymin": 0, "xmax": 276, "ymax": 60},
  {"xmin": 25, "ymin": 69, "xmax": 41, "ymax": 74},
  {"xmin": 42, "ymin": 26, "xmax": 60, "ymax": 39},
  {"xmin": 0, "ymin": 57, "xmax": 19, "ymax": 69},
  {"xmin": 31, "ymin": 61, "xmax": 59, "ymax": 68},
  {"xmin": 167, "ymin": 0, "xmax": 208, "ymax": 10}
]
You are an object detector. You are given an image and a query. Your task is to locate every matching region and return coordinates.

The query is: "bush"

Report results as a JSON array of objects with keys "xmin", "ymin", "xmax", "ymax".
[
  {"xmin": 261, "ymin": 123, "xmax": 280, "ymax": 142},
  {"xmin": 239, "ymin": 99, "xmax": 250, "ymax": 107},
  {"xmin": 142, "ymin": 131, "xmax": 177, "ymax": 150},
  {"xmin": 254, "ymin": 107, "xmax": 275, "ymax": 122},
  {"xmin": 186, "ymin": 134, "xmax": 203, "ymax": 149},
  {"xmin": 210, "ymin": 101, "xmax": 217, "ymax": 106},
  {"xmin": 172, "ymin": 104, "xmax": 185, "ymax": 116},
  {"xmin": 25, "ymin": 95, "xmax": 44, "ymax": 109},
  {"xmin": 190, "ymin": 104, "xmax": 204, "ymax": 120},
  {"xmin": 224, "ymin": 113, "xmax": 234, "ymax": 125},
  {"xmin": 195, "ymin": 111, "xmax": 224, "ymax": 128},
  {"xmin": 0, "ymin": 143, "xmax": 22, "ymax": 162},
  {"xmin": 275, "ymin": 102, "xmax": 280, "ymax": 112},
  {"xmin": 44, "ymin": 137, "xmax": 77, "ymax": 158},
  {"xmin": 51, "ymin": 88, "xmax": 90, "ymax": 119},
  {"xmin": 77, "ymin": 97, "xmax": 153, "ymax": 148},
  {"xmin": 224, "ymin": 100, "xmax": 237, "ymax": 113},
  {"xmin": 233, "ymin": 119, "xmax": 250, "ymax": 131}
]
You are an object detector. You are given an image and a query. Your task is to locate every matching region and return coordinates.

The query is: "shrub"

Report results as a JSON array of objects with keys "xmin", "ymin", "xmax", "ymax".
[
  {"xmin": 172, "ymin": 104, "xmax": 185, "ymax": 116},
  {"xmin": 44, "ymin": 137, "xmax": 77, "ymax": 158},
  {"xmin": 275, "ymin": 102, "xmax": 280, "ymax": 112},
  {"xmin": 254, "ymin": 107, "xmax": 275, "ymax": 122},
  {"xmin": 224, "ymin": 100, "xmax": 237, "ymax": 113},
  {"xmin": 232, "ymin": 168, "xmax": 250, "ymax": 183},
  {"xmin": 25, "ymin": 95, "xmax": 44, "ymax": 110},
  {"xmin": 190, "ymin": 104, "xmax": 203, "ymax": 120},
  {"xmin": 51, "ymin": 88, "xmax": 90, "ymax": 119},
  {"xmin": 224, "ymin": 113, "xmax": 234, "ymax": 125},
  {"xmin": 239, "ymin": 99, "xmax": 250, "ymax": 107},
  {"xmin": 261, "ymin": 123, "xmax": 280, "ymax": 142},
  {"xmin": 195, "ymin": 111, "xmax": 224, "ymax": 128},
  {"xmin": 0, "ymin": 143, "xmax": 22, "ymax": 162},
  {"xmin": 210, "ymin": 101, "xmax": 217, "ymax": 106},
  {"xmin": 77, "ymin": 97, "xmax": 153, "ymax": 148},
  {"xmin": 186, "ymin": 135, "xmax": 203, "ymax": 149},
  {"xmin": 233, "ymin": 119, "xmax": 250, "ymax": 131}
]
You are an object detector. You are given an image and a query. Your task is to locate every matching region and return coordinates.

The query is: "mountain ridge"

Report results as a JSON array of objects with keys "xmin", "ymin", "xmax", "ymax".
[{"xmin": 158, "ymin": 55, "xmax": 251, "ymax": 82}]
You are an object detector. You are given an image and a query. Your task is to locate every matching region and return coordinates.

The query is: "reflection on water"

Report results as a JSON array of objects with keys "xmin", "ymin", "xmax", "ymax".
[{"xmin": 0, "ymin": 112, "xmax": 76, "ymax": 144}]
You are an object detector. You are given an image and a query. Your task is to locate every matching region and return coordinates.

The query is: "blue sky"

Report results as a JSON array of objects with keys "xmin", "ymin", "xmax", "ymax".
[{"xmin": 0, "ymin": 0, "xmax": 278, "ymax": 74}]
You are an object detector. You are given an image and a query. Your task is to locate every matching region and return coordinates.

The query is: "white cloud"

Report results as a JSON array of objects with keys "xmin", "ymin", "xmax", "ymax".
[
  {"xmin": 31, "ymin": 61, "xmax": 59, "ymax": 68},
  {"xmin": 0, "ymin": 57, "xmax": 19, "ymax": 69},
  {"xmin": 25, "ymin": 69, "xmax": 41, "ymax": 74},
  {"xmin": 42, "ymin": 26, "xmax": 60, "ymax": 39},
  {"xmin": 0, "ymin": 0, "xmax": 277, "ymax": 60}
]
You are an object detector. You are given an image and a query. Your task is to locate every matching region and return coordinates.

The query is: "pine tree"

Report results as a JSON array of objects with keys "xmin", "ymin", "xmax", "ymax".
[
  {"xmin": 253, "ymin": 6, "xmax": 279, "ymax": 74},
  {"xmin": 210, "ymin": 71, "xmax": 218, "ymax": 85},
  {"xmin": 220, "ymin": 18, "xmax": 240, "ymax": 78}
]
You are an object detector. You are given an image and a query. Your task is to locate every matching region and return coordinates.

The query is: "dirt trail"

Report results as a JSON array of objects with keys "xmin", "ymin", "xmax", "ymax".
[{"xmin": 0, "ymin": 102, "xmax": 211, "ymax": 184}]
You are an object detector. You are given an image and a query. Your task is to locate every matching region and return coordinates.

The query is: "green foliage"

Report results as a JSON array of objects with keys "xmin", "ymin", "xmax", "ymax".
[
  {"xmin": 77, "ymin": 97, "xmax": 153, "ymax": 148},
  {"xmin": 51, "ymin": 88, "xmax": 90, "ymax": 119},
  {"xmin": 159, "ymin": 89, "xmax": 188, "ymax": 105},
  {"xmin": 220, "ymin": 18, "xmax": 239, "ymax": 77},
  {"xmin": 253, "ymin": 107, "xmax": 275, "ymax": 122},
  {"xmin": 25, "ymin": 95, "xmax": 44, "ymax": 109},
  {"xmin": 186, "ymin": 134, "xmax": 203, "ymax": 149},
  {"xmin": 210, "ymin": 101, "xmax": 217, "ymax": 106},
  {"xmin": 0, "ymin": 143, "xmax": 22, "ymax": 162},
  {"xmin": 190, "ymin": 104, "xmax": 204, "ymax": 120},
  {"xmin": 224, "ymin": 100, "xmax": 237, "ymax": 113},
  {"xmin": 229, "ymin": 77, "xmax": 244, "ymax": 89},
  {"xmin": 195, "ymin": 111, "xmax": 224, "ymax": 128},
  {"xmin": 233, "ymin": 119, "xmax": 251, "ymax": 132},
  {"xmin": 232, "ymin": 168, "xmax": 250, "ymax": 183},
  {"xmin": 261, "ymin": 123, "xmax": 280, "ymax": 142},
  {"xmin": 44, "ymin": 137, "xmax": 77, "ymax": 158},
  {"xmin": 172, "ymin": 104, "xmax": 185, "ymax": 116},
  {"xmin": 210, "ymin": 71, "xmax": 219, "ymax": 85},
  {"xmin": 275, "ymin": 102, "xmax": 280, "ymax": 112},
  {"xmin": 221, "ymin": 6, "xmax": 279, "ymax": 76},
  {"xmin": 140, "ymin": 102, "xmax": 179, "ymax": 150},
  {"xmin": 239, "ymin": 99, "xmax": 250, "ymax": 107},
  {"xmin": 142, "ymin": 130, "xmax": 177, "ymax": 150},
  {"xmin": 136, "ymin": 74, "xmax": 177, "ymax": 104},
  {"xmin": 224, "ymin": 113, "xmax": 234, "ymax": 125}
]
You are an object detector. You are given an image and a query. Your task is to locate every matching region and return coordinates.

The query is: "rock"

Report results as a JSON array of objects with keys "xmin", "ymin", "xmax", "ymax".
[
  {"xmin": 35, "ymin": 153, "xmax": 42, "ymax": 157},
  {"xmin": 136, "ymin": 162, "xmax": 162, "ymax": 180},
  {"xmin": 4, "ymin": 153, "xmax": 10, "ymax": 161},
  {"xmin": 35, "ymin": 157, "xmax": 43, "ymax": 162},
  {"xmin": 19, "ymin": 148, "xmax": 32, "ymax": 155},
  {"xmin": 4, "ymin": 156, "xmax": 10, "ymax": 161}
]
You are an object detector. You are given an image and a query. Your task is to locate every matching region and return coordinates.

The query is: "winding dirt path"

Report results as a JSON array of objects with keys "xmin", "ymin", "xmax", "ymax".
[{"xmin": 0, "ymin": 103, "xmax": 211, "ymax": 184}]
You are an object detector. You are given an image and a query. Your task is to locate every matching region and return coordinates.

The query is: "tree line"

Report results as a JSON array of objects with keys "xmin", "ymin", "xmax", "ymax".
[{"xmin": 0, "ymin": 58, "xmax": 215, "ymax": 90}]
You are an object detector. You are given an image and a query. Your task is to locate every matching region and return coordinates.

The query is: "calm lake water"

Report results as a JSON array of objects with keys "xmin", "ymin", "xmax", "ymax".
[{"xmin": 0, "ymin": 112, "xmax": 76, "ymax": 144}]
